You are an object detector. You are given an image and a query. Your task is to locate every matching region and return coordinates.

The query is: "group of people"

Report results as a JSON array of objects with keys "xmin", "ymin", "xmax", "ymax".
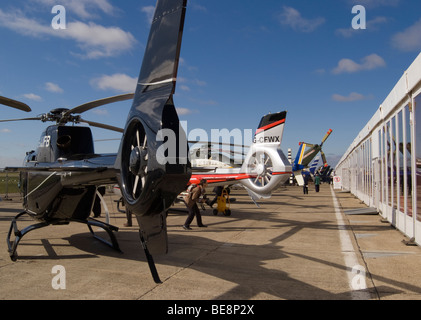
[
  {"xmin": 95, "ymin": 174, "xmax": 322, "ymax": 229},
  {"xmin": 302, "ymin": 173, "xmax": 321, "ymax": 194},
  {"xmin": 119, "ymin": 179, "xmax": 212, "ymax": 230}
]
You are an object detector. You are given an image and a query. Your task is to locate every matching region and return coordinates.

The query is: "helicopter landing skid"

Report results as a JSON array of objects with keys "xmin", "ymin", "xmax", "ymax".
[
  {"xmin": 7, "ymin": 211, "xmax": 49, "ymax": 261},
  {"xmin": 79, "ymin": 217, "xmax": 122, "ymax": 253},
  {"xmin": 6, "ymin": 211, "xmax": 122, "ymax": 261}
]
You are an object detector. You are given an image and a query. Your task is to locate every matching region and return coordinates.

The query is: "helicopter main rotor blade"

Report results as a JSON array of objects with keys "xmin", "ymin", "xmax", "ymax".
[
  {"xmin": 64, "ymin": 93, "xmax": 135, "ymax": 117},
  {"xmin": 0, "ymin": 117, "xmax": 41, "ymax": 123},
  {"xmin": 79, "ymin": 118, "xmax": 124, "ymax": 133},
  {"xmin": 0, "ymin": 96, "xmax": 31, "ymax": 112}
]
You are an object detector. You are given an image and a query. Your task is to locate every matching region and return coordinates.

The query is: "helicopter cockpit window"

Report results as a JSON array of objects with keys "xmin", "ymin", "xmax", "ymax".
[{"xmin": 56, "ymin": 126, "xmax": 94, "ymax": 159}]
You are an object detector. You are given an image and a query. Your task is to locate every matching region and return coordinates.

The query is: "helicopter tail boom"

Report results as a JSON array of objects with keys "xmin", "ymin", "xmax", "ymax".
[{"xmin": 116, "ymin": 0, "xmax": 190, "ymax": 261}]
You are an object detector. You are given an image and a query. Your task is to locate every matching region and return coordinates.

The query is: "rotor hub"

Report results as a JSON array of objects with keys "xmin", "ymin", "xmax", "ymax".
[
  {"xmin": 256, "ymin": 163, "xmax": 265, "ymax": 176},
  {"xmin": 129, "ymin": 147, "xmax": 141, "ymax": 175},
  {"xmin": 129, "ymin": 146, "xmax": 148, "ymax": 176}
]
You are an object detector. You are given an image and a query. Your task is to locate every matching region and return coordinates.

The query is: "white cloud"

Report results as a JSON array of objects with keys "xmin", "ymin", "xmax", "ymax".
[
  {"xmin": 335, "ymin": 28, "xmax": 355, "ymax": 38},
  {"xmin": 391, "ymin": 18, "xmax": 421, "ymax": 52},
  {"xmin": 91, "ymin": 73, "xmax": 137, "ymax": 93},
  {"xmin": 368, "ymin": 16, "xmax": 389, "ymax": 28},
  {"xmin": 91, "ymin": 109, "xmax": 109, "ymax": 116},
  {"xmin": 63, "ymin": 21, "xmax": 136, "ymax": 59},
  {"xmin": 191, "ymin": 4, "xmax": 207, "ymax": 13},
  {"xmin": 0, "ymin": 9, "xmax": 52, "ymax": 37},
  {"xmin": 34, "ymin": 0, "xmax": 116, "ymax": 19},
  {"xmin": 278, "ymin": 6, "xmax": 325, "ymax": 33},
  {"xmin": 336, "ymin": 17, "xmax": 389, "ymax": 38},
  {"xmin": 332, "ymin": 54, "xmax": 386, "ymax": 74},
  {"xmin": 332, "ymin": 92, "xmax": 371, "ymax": 102},
  {"xmin": 176, "ymin": 108, "xmax": 195, "ymax": 115},
  {"xmin": 1, "ymin": 129, "xmax": 11, "ymax": 133},
  {"xmin": 45, "ymin": 82, "xmax": 64, "ymax": 93},
  {"xmin": 333, "ymin": 59, "xmax": 362, "ymax": 74},
  {"xmin": 0, "ymin": 8, "xmax": 136, "ymax": 59},
  {"xmin": 178, "ymin": 76, "xmax": 207, "ymax": 87},
  {"xmin": 141, "ymin": 6, "xmax": 155, "ymax": 24},
  {"xmin": 193, "ymin": 79, "xmax": 207, "ymax": 87},
  {"xmin": 23, "ymin": 93, "xmax": 42, "ymax": 101},
  {"xmin": 349, "ymin": 0, "xmax": 400, "ymax": 8}
]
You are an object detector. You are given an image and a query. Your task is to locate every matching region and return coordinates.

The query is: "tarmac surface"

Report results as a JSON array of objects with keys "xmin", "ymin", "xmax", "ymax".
[{"xmin": 1, "ymin": 184, "xmax": 421, "ymax": 301}]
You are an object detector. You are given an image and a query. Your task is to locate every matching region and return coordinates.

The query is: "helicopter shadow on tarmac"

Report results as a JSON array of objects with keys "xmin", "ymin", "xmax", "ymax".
[
  {"xmin": 0, "ymin": 188, "xmax": 410, "ymax": 299},
  {"xmin": 58, "ymin": 208, "xmax": 402, "ymax": 300},
  {"xmin": 62, "ymin": 231, "xmax": 350, "ymax": 299}
]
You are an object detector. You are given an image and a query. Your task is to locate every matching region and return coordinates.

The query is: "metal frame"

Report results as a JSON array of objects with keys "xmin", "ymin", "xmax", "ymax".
[
  {"xmin": 6, "ymin": 211, "xmax": 121, "ymax": 261},
  {"xmin": 335, "ymin": 53, "xmax": 421, "ymax": 245}
]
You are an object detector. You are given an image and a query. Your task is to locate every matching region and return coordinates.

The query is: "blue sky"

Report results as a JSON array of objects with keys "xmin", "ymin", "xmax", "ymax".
[{"xmin": 0, "ymin": 0, "xmax": 420, "ymax": 168}]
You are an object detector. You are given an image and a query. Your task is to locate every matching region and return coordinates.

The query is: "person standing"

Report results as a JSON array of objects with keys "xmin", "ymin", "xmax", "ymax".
[
  {"xmin": 183, "ymin": 179, "xmax": 208, "ymax": 230},
  {"xmin": 315, "ymin": 173, "xmax": 321, "ymax": 193},
  {"xmin": 303, "ymin": 174, "xmax": 309, "ymax": 194}
]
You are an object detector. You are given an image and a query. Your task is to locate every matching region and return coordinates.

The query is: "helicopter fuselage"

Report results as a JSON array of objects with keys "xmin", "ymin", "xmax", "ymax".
[{"xmin": 18, "ymin": 124, "xmax": 118, "ymax": 222}]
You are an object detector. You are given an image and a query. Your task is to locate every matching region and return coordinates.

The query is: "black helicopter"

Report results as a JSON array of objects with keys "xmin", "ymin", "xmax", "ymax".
[{"xmin": 1, "ymin": 0, "xmax": 190, "ymax": 284}]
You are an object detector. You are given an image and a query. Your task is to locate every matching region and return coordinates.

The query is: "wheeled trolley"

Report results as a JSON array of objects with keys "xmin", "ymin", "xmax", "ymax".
[{"xmin": 213, "ymin": 188, "xmax": 231, "ymax": 216}]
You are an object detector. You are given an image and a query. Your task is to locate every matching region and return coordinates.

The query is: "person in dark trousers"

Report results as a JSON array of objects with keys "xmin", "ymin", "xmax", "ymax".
[
  {"xmin": 183, "ymin": 179, "xmax": 208, "ymax": 230},
  {"xmin": 303, "ymin": 174, "xmax": 309, "ymax": 194},
  {"xmin": 314, "ymin": 173, "xmax": 321, "ymax": 193}
]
